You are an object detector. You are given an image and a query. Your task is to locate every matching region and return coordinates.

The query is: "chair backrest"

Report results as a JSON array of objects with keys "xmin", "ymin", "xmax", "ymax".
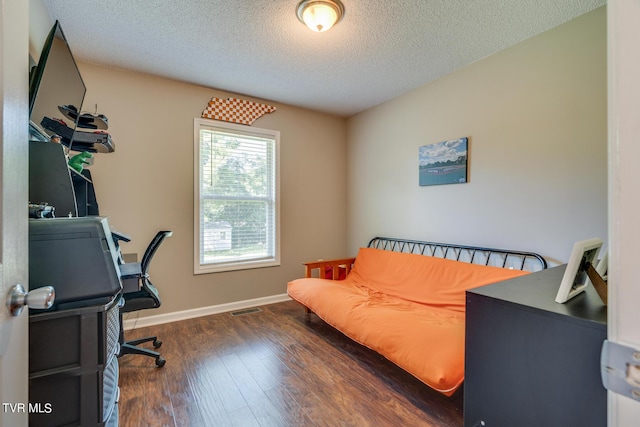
[{"xmin": 141, "ymin": 231, "xmax": 173, "ymax": 276}]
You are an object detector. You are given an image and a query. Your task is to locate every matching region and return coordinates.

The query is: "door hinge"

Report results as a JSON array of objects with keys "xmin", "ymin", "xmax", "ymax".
[{"xmin": 601, "ymin": 339, "xmax": 640, "ymax": 401}]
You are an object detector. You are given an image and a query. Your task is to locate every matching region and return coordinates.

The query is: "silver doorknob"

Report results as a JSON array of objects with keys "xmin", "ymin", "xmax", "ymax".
[{"xmin": 6, "ymin": 284, "xmax": 55, "ymax": 316}]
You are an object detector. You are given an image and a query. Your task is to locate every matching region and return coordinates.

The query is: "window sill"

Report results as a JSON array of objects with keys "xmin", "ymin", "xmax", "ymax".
[{"xmin": 194, "ymin": 258, "xmax": 280, "ymax": 274}]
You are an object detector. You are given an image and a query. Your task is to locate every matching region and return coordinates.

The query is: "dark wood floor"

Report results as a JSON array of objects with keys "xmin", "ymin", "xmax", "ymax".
[{"xmin": 118, "ymin": 300, "xmax": 463, "ymax": 427}]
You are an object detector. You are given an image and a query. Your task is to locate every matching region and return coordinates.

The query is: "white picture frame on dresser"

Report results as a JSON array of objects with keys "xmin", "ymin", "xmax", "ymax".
[{"xmin": 555, "ymin": 238, "xmax": 603, "ymax": 303}]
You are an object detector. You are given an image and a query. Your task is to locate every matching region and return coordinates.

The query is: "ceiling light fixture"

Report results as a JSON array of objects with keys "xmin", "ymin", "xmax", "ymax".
[{"xmin": 296, "ymin": 0, "xmax": 345, "ymax": 33}]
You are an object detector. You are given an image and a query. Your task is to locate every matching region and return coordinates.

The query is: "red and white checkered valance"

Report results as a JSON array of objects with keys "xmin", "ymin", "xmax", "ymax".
[{"xmin": 201, "ymin": 97, "xmax": 276, "ymax": 126}]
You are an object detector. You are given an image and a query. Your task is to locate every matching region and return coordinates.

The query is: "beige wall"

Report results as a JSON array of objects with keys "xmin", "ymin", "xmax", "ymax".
[
  {"xmin": 77, "ymin": 64, "xmax": 347, "ymax": 315},
  {"xmin": 28, "ymin": 0, "xmax": 52, "ymax": 61},
  {"xmin": 29, "ymin": 5, "xmax": 606, "ymax": 317},
  {"xmin": 346, "ymin": 7, "xmax": 607, "ymax": 264}
]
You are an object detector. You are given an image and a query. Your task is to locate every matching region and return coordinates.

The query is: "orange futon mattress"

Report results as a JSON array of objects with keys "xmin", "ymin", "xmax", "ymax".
[{"xmin": 287, "ymin": 247, "xmax": 528, "ymax": 396}]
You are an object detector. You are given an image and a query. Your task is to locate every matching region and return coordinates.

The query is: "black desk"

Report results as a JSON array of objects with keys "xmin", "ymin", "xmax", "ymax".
[{"xmin": 464, "ymin": 265, "xmax": 607, "ymax": 427}]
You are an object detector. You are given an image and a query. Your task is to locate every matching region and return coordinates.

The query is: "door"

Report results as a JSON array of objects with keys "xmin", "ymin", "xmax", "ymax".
[
  {"xmin": 608, "ymin": 0, "xmax": 640, "ymax": 425},
  {"xmin": 0, "ymin": 1, "xmax": 29, "ymax": 426}
]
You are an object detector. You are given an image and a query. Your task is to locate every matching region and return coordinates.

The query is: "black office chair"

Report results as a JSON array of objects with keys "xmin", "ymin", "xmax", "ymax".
[{"xmin": 118, "ymin": 230, "xmax": 173, "ymax": 367}]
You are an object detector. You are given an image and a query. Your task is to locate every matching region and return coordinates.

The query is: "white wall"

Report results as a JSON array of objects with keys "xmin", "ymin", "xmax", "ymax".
[{"xmin": 346, "ymin": 7, "xmax": 607, "ymax": 265}]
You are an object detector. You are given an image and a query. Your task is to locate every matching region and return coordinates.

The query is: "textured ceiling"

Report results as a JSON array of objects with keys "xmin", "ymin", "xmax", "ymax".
[{"xmin": 43, "ymin": 0, "xmax": 606, "ymax": 117}]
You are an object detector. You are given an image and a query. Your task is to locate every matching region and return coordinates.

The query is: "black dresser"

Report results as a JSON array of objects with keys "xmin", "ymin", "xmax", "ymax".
[
  {"xmin": 29, "ymin": 296, "xmax": 121, "ymax": 427},
  {"xmin": 464, "ymin": 265, "xmax": 607, "ymax": 427}
]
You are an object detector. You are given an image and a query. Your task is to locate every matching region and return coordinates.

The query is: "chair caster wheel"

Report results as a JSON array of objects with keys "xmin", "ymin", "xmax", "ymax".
[
  {"xmin": 156, "ymin": 357, "xmax": 166, "ymax": 368},
  {"xmin": 153, "ymin": 339, "xmax": 162, "ymax": 348}
]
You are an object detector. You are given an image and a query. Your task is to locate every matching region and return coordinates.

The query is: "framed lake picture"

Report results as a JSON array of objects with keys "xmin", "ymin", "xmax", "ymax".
[{"xmin": 419, "ymin": 137, "xmax": 469, "ymax": 186}]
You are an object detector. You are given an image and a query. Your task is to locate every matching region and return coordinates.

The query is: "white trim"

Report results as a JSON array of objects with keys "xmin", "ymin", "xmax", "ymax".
[
  {"xmin": 123, "ymin": 293, "xmax": 292, "ymax": 330},
  {"xmin": 608, "ymin": 0, "xmax": 640, "ymax": 424},
  {"xmin": 193, "ymin": 118, "xmax": 281, "ymax": 275}
]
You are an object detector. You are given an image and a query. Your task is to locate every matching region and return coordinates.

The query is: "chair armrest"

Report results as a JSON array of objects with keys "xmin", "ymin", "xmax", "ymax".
[{"xmin": 303, "ymin": 257, "xmax": 356, "ymax": 279}]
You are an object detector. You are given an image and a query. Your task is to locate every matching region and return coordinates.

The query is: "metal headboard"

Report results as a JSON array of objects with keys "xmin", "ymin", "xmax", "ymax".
[{"xmin": 367, "ymin": 237, "xmax": 547, "ymax": 272}]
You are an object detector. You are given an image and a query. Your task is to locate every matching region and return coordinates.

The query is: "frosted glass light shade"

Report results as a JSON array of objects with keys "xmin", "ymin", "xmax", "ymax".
[{"xmin": 296, "ymin": 0, "xmax": 345, "ymax": 32}]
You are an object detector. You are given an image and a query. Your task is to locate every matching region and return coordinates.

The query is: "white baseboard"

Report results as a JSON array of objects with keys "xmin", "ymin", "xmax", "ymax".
[{"xmin": 123, "ymin": 293, "xmax": 292, "ymax": 331}]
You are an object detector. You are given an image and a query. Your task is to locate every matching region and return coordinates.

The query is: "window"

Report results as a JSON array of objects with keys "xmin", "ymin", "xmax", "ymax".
[{"xmin": 194, "ymin": 118, "xmax": 280, "ymax": 273}]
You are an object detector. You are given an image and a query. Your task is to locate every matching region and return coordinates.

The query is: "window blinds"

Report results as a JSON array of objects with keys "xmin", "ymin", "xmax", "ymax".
[{"xmin": 198, "ymin": 127, "xmax": 276, "ymax": 267}]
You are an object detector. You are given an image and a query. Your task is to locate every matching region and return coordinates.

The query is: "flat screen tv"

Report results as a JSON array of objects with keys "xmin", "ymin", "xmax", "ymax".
[{"xmin": 29, "ymin": 20, "xmax": 86, "ymax": 148}]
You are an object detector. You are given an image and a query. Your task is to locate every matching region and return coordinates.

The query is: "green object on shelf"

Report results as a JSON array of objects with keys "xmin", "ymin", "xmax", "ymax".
[{"xmin": 68, "ymin": 152, "xmax": 93, "ymax": 173}]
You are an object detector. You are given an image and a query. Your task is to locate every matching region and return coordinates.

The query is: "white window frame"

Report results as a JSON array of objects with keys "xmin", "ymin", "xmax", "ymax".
[{"xmin": 194, "ymin": 118, "xmax": 280, "ymax": 274}]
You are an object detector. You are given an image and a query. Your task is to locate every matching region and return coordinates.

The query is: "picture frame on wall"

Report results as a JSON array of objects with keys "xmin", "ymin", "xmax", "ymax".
[
  {"xmin": 555, "ymin": 238, "xmax": 603, "ymax": 303},
  {"xmin": 419, "ymin": 137, "xmax": 469, "ymax": 186}
]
